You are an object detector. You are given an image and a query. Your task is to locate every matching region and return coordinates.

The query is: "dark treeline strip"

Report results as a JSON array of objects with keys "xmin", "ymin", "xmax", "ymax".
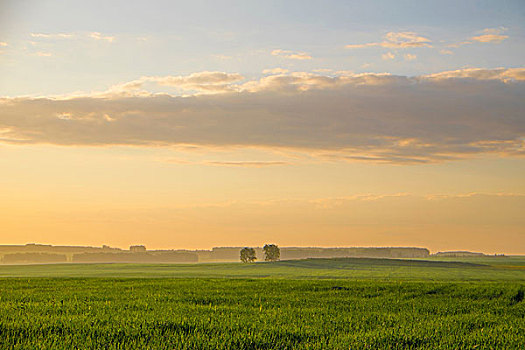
[{"xmin": 211, "ymin": 247, "xmax": 430, "ymax": 260}]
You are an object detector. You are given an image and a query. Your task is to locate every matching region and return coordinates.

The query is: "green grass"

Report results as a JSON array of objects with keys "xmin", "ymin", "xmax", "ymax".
[
  {"xmin": 0, "ymin": 257, "xmax": 524, "ymax": 349},
  {"xmin": 1, "ymin": 256, "xmax": 525, "ymax": 280}
]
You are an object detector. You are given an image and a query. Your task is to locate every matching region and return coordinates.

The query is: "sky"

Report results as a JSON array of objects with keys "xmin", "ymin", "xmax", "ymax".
[{"xmin": 0, "ymin": 0, "xmax": 524, "ymax": 253}]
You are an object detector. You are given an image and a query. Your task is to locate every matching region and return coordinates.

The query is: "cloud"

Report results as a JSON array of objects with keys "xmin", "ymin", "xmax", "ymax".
[
  {"xmin": 30, "ymin": 33, "xmax": 75, "ymax": 39},
  {"xmin": 105, "ymin": 71, "xmax": 246, "ymax": 96},
  {"xmin": 449, "ymin": 27, "xmax": 508, "ymax": 47},
  {"xmin": 0, "ymin": 42, "xmax": 7, "ymax": 47},
  {"xmin": 424, "ymin": 192, "xmax": 524, "ymax": 201},
  {"xmin": 0, "ymin": 68, "xmax": 524, "ymax": 164},
  {"xmin": 404, "ymin": 53, "xmax": 416, "ymax": 61},
  {"xmin": 355, "ymin": 28, "xmax": 507, "ymax": 50},
  {"xmin": 439, "ymin": 49, "xmax": 453, "ymax": 55},
  {"xmin": 271, "ymin": 49, "xmax": 312, "ymax": 60},
  {"xmin": 155, "ymin": 71, "xmax": 243, "ymax": 86},
  {"xmin": 306, "ymin": 192, "xmax": 525, "ymax": 209},
  {"xmin": 382, "ymin": 52, "xmax": 395, "ymax": 60},
  {"xmin": 346, "ymin": 31, "xmax": 432, "ymax": 49},
  {"xmin": 480, "ymin": 28, "xmax": 508, "ymax": 35},
  {"xmin": 89, "ymin": 32, "xmax": 115, "ymax": 42},
  {"xmin": 205, "ymin": 161, "xmax": 290, "ymax": 167},
  {"xmin": 240, "ymin": 71, "xmax": 397, "ymax": 93},
  {"xmin": 29, "ymin": 32, "xmax": 117, "ymax": 44},
  {"xmin": 470, "ymin": 27, "xmax": 508, "ymax": 43},
  {"xmin": 423, "ymin": 67, "xmax": 525, "ymax": 82},
  {"xmin": 470, "ymin": 34, "xmax": 508, "ymax": 43},
  {"xmin": 383, "ymin": 32, "xmax": 432, "ymax": 48},
  {"xmin": 163, "ymin": 159, "xmax": 291, "ymax": 167},
  {"xmin": 153, "ymin": 71, "xmax": 245, "ymax": 94}
]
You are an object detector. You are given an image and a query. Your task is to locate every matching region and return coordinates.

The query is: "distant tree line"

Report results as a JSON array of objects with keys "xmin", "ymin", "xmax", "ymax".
[{"xmin": 0, "ymin": 244, "xmax": 432, "ymax": 264}]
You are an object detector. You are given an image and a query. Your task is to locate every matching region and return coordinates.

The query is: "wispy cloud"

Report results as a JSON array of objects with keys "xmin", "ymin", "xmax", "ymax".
[
  {"xmin": 350, "ymin": 28, "xmax": 508, "ymax": 52},
  {"xmin": 346, "ymin": 31, "xmax": 432, "ymax": 49},
  {"xmin": 448, "ymin": 27, "xmax": 508, "ymax": 47},
  {"xmin": 28, "ymin": 31, "xmax": 115, "ymax": 44},
  {"xmin": 30, "ymin": 33, "xmax": 75, "ymax": 39},
  {"xmin": 89, "ymin": 32, "xmax": 115, "ymax": 42},
  {"xmin": 404, "ymin": 53, "xmax": 417, "ymax": 61},
  {"xmin": 470, "ymin": 27, "xmax": 508, "ymax": 43},
  {"xmin": 0, "ymin": 68, "xmax": 524, "ymax": 164},
  {"xmin": 205, "ymin": 161, "xmax": 290, "ymax": 167},
  {"xmin": 163, "ymin": 159, "xmax": 291, "ymax": 167},
  {"xmin": 0, "ymin": 42, "xmax": 8, "ymax": 47},
  {"xmin": 271, "ymin": 49, "xmax": 312, "ymax": 60},
  {"xmin": 423, "ymin": 67, "xmax": 525, "ymax": 82}
]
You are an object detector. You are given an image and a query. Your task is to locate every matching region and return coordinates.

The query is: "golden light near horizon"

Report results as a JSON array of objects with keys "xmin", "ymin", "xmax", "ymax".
[{"xmin": 0, "ymin": 1, "xmax": 524, "ymax": 254}]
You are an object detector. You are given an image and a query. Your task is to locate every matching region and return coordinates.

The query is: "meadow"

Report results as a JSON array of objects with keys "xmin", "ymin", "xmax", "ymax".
[{"xmin": 0, "ymin": 257, "xmax": 524, "ymax": 349}]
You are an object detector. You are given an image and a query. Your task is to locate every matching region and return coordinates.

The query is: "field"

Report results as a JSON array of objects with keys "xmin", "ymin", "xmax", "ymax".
[{"xmin": 0, "ymin": 257, "xmax": 524, "ymax": 349}]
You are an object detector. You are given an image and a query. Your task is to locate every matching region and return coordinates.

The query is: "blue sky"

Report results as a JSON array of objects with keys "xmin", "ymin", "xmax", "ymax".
[{"xmin": 0, "ymin": 0, "xmax": 524, "ymax": 96}]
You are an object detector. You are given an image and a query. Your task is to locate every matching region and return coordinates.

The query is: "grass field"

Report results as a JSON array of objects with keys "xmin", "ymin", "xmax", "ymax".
[
  {"xmin": 0, "ymin": 257, "xmax": 524, "ymax": 349},
  {"xmin": 1, "ymin": 256, "xmax": 525, "ymax": 280}
]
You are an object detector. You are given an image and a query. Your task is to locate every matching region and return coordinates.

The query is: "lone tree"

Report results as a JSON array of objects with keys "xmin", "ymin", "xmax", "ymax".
[
  {"xmin": 240, "ymin": 247, "xmax": 257, "ymax": 263},
  {"xmin": 263, "ymin": 244, "xmax": 280, "ymax": 262}
]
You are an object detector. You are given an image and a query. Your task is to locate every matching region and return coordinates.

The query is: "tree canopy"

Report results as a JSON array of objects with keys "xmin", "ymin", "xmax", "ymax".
[
  {"xmin": 240, "ymin": 247, "xmax": 257, "ymax": 263},
  {"xmin": 263, "ymin": 244, "xmax": 280, "ymax": 262}
]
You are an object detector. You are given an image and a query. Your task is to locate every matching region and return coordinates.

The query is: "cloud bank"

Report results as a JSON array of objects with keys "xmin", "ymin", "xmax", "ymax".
[{"xmin": 0, "ymin": 68, "xmax": 524, "ymax": 164}]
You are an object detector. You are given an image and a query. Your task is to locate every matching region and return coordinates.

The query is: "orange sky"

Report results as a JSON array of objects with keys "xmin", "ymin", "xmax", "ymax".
[{"xmin": 1, "ymin": 144, "xmax": 524, "ymax": 254}]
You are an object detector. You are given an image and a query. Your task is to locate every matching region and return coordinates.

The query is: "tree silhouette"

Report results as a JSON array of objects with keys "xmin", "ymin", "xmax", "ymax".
[
  {"xmin": 240, "ymin": 247, "xmax": 257, "ymax": 263},
  {"xmin": 263, "ymin": 244, "xmax": 280, "ymax": 262}
]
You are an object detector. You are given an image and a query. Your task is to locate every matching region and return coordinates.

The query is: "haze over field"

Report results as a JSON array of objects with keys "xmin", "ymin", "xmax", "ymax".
[{"xmin": 0, "ymin": 1, "xmax": 524, "ymax": 254}]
